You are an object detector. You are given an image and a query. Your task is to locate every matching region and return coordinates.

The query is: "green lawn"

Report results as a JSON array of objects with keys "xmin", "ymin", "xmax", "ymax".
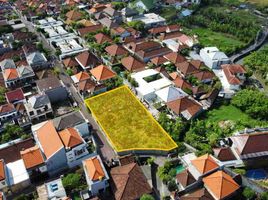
[
  {"xmin": 160, "ymin": 7, "xmax": 177, "ymax": 20},
  {"xmin": 203, "ymin": 105, "xmax": 251, "ymax": 123},
  {"xmin": 85, "ymin": 86, "xmax": 177, "ymax": 152},
  {"xmin": 191, "ymin": 28, "xmax": 246, "ymax": 55}
]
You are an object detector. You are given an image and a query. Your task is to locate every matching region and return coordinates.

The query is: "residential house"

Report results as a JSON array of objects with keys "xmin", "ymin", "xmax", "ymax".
[
  {"xmin": 127, "ymin": 13, "xmax": 166, "ymax": 29},
  {"xmin": 121, "ymin": 7, "xmax": 138, "ymax": 22},
  {"xmin": 90, "ymin": 65, "xmax": 116, "ymax": 83},
  {"xmin": 77, "ymin": 25, "xmax": 103, "ymax": 38},
  {"xmin": 33, "ymin": 120, "xmax": 67, "ymax": 175},
  {"xmin": 5, "ymin": 88, "xmax": 25, "ymax": 104},
  {"xmin": 83, "ymin": 155, "xmax": 109, "ymax": 195},
  {"xmin": 65, "ymin": 9, "xmax": 82, "ymax": 24},
  {"xmin": 155, "ymin": 86, "xmax": 187, "ymax": 103},
  {"xmin": 59, "ymin": 127, "xmax": 91, "ymax": 168},
  {"xmin": 3, "ymin": 68, "xmax": 19, "ymax": 88},
  {"xmin": 230, "ymin": 132, "xmax": 268, "ymax": 167},
  {"xmin": 222, "ymin": 64, "xmax": 246, "ymax": 91},
  {"xmin": 75, "ymin": 51, "xmax": 100, "ymax": 70},
  {"xmin": 20, "ymin": 146, "xmax": 47, "ymax": 178},
  {"xmin": 200, "ymin": 47, "xmax": 230, "ymax": 69},
  {"xmin": 26, "ymin": 52, "xmax": 48, "ymax": 70},
  {"xmin": 99, "ymin": 17, "xmax": 118, "ymax": 29},
  {"xmin": 104, "ymin": 44, "xmax": 128, "ymax": 65},
  {"xmin": 0, "ymin": 103, "xmax": 17, "ymax": 123},
  {"xmin": 17, "ymin": 65, "xmax": 35, "ymax": 85},
  {"xmin": 94, "ymin": 33, "xmax": 113, "ymax": 44},
  {"xmin": 175, "ymin": 61, "xmax": 199, "ymax": 77},
  {"xmin": 166, "ymin": 96, "xmax": 203, "ymax": 120},
  {"xmin": 164, "ymin": 52, "xmax": 186, "ymax": 64},
  {"xmin": 110, "ymin": 162, "xmax": 152, "ymax": 200},
  {"xmin": 24, "ymin": 94, "xmax": 53, "ymax": 123},
  {"xmin": 45, "ymin": 178, "xmax": 68, "ymax": 200},
  {"xmin": 0, "ymin": 160, "xmax": 7, "ymax": 191},
  {"xmin": 132, "ymin": 0, "xmax": 157, "ymax": 12},
  {"xmin": 0, "ymin": 59, "xmax": 16, "ymax": 71},
  {"xmin": 36, "ymin": 76, "xmax": 68, "ymax": 103},
  {"xmin": 121, "ymin": 56, "xmax": 146, "ymax": 72}
]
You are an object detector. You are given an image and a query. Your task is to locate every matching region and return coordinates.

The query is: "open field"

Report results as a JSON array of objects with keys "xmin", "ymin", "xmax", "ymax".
[
  {"xmin": 191, "ymin": 28, "xmax": 246, "ymax": 55},
  {"xmin": 243, "ymin": 0, "xmax": 268, "ymax": 6},
  {"xmin": 85, "ymin": 86, "xmax": 177, "ymax": 152}
]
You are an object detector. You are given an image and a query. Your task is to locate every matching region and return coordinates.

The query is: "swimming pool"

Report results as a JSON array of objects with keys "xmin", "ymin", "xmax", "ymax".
[
  {"xmin": 175, "ymin": 165, "xmax": 185, "ymax": 174},
  {"xmin": 246, "ymin": 169, "xmax": 267, "ymax": 180}
]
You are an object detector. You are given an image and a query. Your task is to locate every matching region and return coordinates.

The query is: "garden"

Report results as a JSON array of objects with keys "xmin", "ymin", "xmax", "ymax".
[{"xmin": 85, "ymin": 86, "xmax": 177, "ymax": 152}]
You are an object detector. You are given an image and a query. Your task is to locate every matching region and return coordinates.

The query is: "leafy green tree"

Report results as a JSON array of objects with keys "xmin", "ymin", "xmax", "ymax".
[
  {"xmin": 242, "ymin": 187, "xmax": 256, "ymax": 200},
  {"xmin": 66, "ymin": 68, "xmax": 73, "ymax": 76},
  {"xmin": 167, "ymin": 179, "xmax": 177, "ymax": 192},
  {"xmin": 0, "ymin": 87, "xmax": 7, "ymax": 104},
  {"xmin": 1, "ymin": 124, "xmax": 23, "ymax": 143},
  {"xmin": 127, "ymin": 21, "xmax": 145, "ymax": 32},
  {"xmin": 140, "ymin": 194, "xmax": 155, "ymax": 200},
  {"xmin": 260, "ymin": 192, "xmax": 268, "ymax": 200},
  {"xmin": 62, "ymin": 173, "xmax": 81, "ymax": 192}
]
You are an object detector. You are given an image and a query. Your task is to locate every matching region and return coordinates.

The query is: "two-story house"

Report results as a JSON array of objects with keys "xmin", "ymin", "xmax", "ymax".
[
  {"xmin": 83, "ymin": 155, "xmax": 109, "ymax": 195},
  {"xmin": 200, "ymin": 47, "xmax": 230, "ymax": 69},
  {"xmin": 25, "ymin": 94, "xmax": 53, "ymax": 123}
]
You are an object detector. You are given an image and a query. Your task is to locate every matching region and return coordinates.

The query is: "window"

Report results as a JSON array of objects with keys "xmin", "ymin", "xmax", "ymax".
[
  {"xmin": 75, "ymin": 148, "xmax": 85, "ymax": 156},
  {"xmin": 29, "ymin": 111, "xmax": 34, "ymax": 116}
]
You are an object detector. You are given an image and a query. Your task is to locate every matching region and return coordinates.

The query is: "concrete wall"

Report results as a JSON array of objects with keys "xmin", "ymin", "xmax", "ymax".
[{"xmin": 46, "ymin": 148, "xmax": 67, "ymax": 175}]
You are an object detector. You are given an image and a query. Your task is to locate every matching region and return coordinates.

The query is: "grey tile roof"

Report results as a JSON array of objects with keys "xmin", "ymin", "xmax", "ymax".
[{"xmin": 53, "ymin": 111, "xmax": 85, "ymax": 130}]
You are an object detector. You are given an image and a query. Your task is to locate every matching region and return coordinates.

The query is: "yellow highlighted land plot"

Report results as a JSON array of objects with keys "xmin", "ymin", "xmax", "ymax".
[{"xmin": 85, "ymin": 86, "xmax": 178, "ymax": 153}]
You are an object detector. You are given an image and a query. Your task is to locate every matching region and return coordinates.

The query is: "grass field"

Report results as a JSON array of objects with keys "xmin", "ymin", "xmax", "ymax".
[
  {"xmin": 85, "ymin": 86, "xmax": 177, "ymax": 152},
  {"xmin": 160, "ymin": 7, "xmax": 177, "ymax": 20},
  {"xmin": 203, "ymin": 105, "xmax": 250, "ymax": 123},
  {"xmin": 243, "ymin": 0, "xmax": 268, "ymax": 6},
  {"xmin": 191, "ymin": 28, "xmax": 246, "ymax": 55}
]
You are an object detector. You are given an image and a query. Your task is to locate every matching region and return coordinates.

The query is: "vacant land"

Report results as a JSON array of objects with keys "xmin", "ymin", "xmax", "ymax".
[
  {"xmin": 160, "ymin": 7, "xmax": 177, "ymax": 21},
  {"xmin": 244, "ymin": 0, "xmax": 268, "ymax": 6},
  {"xmin": 191, "ymin": 28, "xmax": 246, "ymax": 55},
  {"xmin": 203, "ymin": 105, "xmax": 250, "ymax": 123},
  {"xmin": 85, "ymin": 86, "xmax": 177, "ymax": 152}
]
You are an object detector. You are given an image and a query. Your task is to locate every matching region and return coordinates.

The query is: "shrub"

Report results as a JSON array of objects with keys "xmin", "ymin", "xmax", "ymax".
[
  {"xmin": 167, "ymin": 179, "xmax": 177, "ymax": 192},
  {"xmin": 242, "ymin": 187, "xmax": 256, "ymax": 200},
  {"xmin": 140, "ymin": 194, "xmax": 155, "ymax": 200},
  {"xmin": 62, "ymin": 173, "xmax": 81, "ymax": 193}
]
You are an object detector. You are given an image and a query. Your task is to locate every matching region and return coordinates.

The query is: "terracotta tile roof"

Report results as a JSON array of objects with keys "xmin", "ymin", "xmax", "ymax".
[
  {"xmin": 84, "ymin": 156, "xmax": 105, "ymax": 181},
  {"xmin": 222, "ymin": 64, "xmax": 246, "ymax": 85},
  {"xmin": 121, "ymin": 56, "xmax": 146, "ymax": 72},
  {"xmin": 62, "ymin": 57, "xmax": 78, "ymax": 68},
  {"xmin": 5, "ymin": 88, "xmax": 25, "ymax": 103},
  {"xmin": 164, "ymin": 52, "xmax": 186, "ymax": 64},
  {"xmin": 88, "ymin": 4, "xmax": 107, "ymax": 14},
  {"xmin": 4, "ymin": 68, "xmax": 18, "ymax": 80},
  {"xmin": 126, "ymin": 41, "xmax": 161, "ymax": 53},
  {"xmin": 173, "ymin": 76, "xmax": 192, "ymax": 91},
  {"xmin": 15, "ymin": 59, "xmax": 28, "ymax": 67},
  {"xmin": 94, "ymin": 33, "xmax": 113, "ymax": 44},
  {"xmin": 192, "ymin": 70, "xmax": 215, "ymax": 82},
  {"xmin": 75, "ymin": 51, "xmax": 99, "ymax": 68},
  {"xmin": 105, "ymin": 44, "xmax": 128, "ymax": 56},
  {"xmin": 36, "ymin": 121, "xmax": 64, "ymax": 159},
  {"xmin": 231, "ymin": 132, "xmax": 268, "ymax": 156},
  {"xmin": 66, "ymin": 10, "xmax": 82, "ymax": 21},
  {"xmin": 213, "ymin": 147, "xmax": 236, "ymax": 162},
  {"xmin": 179, "ymin": 188, "xmax": 214, "ymax": 200},
  {"xmin": 90, "ymin": 65, "xmax": 116, "ymax": 81},
  {"xmin": 203, "ymin": 171, "xmax": 239, "ymax": 200},
  {"xmin": 59, "ymin": 127, "xmax": 83, "ymax": 148},
  {"xmin": 0, "ymin": 160, "xmax": 5, "ymax": 181},
  {"xmin": 150, "ymin": 56, "xmax": 168, "ymax": 66},
  {"xmin": 190, "ymin": 60, "xmax": 204, "ymax": 69},
  {"xmin": 155, "ymin": 66, "xmax": 170, "ymax": 79},
  {"xmin": 110, "ymin": 162, "xmax": 152, "ymax": 200},
  {"xmin": 191, "ymin": 154, "xmax": 219, "ymax": 175},
  {"xmin": 148, "ymin": 25, "xmax": 167, "ymax": 34},
  {"xmin": 78, "ymin": 25, "xmax": 103, "ymax": 37},
  {"xmin": 74, "ymin": 71, "xmax": 90, "ymax": 82},
  {"xmin": 78, "ymin": 19, "xmax": 94, "ymax": 27},
  {"xmin": 159, "ymin": 31, "xmax": 183, "ymax": 41},
  {"xmin": 176, "ymin": 169, "xmax": 196, "ymax": 188},
  {"xmin": 175, "ymin": 61, "xmax": 199, "ymax": 76},
  {"xmin": 20, "ymin": 146, "xmax": 44, "ymax": 169},
  {"xmin": 119, "ymin": 154, "xmax": 135, "ymax": 166},
  {"xmin": 167, "ymin": 24, "xmax": 181, "ymax": 32},
  {"xmin": 137, "ymin": 47, "xmax": 172, "ymax": 60},
  {"xmin": 0, "ymin": 103, "xmax": 16, "ymax": 114},
  {"xmin": 0, "ymin": 138, "xmax": 35, "ymax": 164},
  {"xmin": 167, "ymin": 97, "xmax": 201, "ymax": 117},
  {"xmin": 78, "ymin": 79, "xmax": 97, "ymax": 92}
]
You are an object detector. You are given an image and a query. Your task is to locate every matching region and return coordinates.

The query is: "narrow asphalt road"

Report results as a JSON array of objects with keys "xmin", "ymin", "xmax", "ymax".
[{"xmin": 17, "ymin": 11, "xmax": 116, "ymax": 161}]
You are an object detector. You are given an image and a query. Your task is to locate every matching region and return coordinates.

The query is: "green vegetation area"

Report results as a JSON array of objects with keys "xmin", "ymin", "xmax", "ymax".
[
  {"xmin": 244, "ymin": 45, "xmax": 268, "ymax": 87},
  {"xmin": 160, "ymin": 7, "xmax": 178, "ymax": 21},
  {"xmin": 185, "ymin": 89, "xmax": 268, "ymax": 155},
  {"xmin": 180, "ymin": 2, "xmax": 262, "ymax": 54},
  {"xmin": 85, "ymin": 86, "xmax": 177, "ymax": 152},
  {"xmin": 188, "ymin": 28, "xmax": 246, "ymax": 55}
]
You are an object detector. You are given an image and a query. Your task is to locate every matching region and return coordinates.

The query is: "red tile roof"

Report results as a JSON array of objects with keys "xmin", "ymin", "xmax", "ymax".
[
  {"xmin": 20, "ymin": 146, "xmax": 45, "ymax": 169},
  {"xmin": 231, "ymin": 132, "xmax": 268, "ymax": 156},
  {"xmin": 5, "ymin": 88, "xmax": 24, "ymax": 103},
  {"xmin": 0, "ymin": 103, "xmax": 16, "ymax": 114},
  {"xmin": 75, "ymin": 51, "xmax": 99, "ymax": 68},
  {"xmin": 94, "ymin": 33, "xmax": 112, "ymax": 44},
  {"xmin": 191, "ymin": 154, "xmax": 219, "ymax": 175},
  {"xmin": 203, "ymin": 171, "xmax": 239, "ymax": 200},
  {"xmin": 78, "ymin": 25, "xmax": 103, "ymax": 37},
  {"xmin": 105, "ymin": 44, "xmax": 128, "ymax": 56},
  {"xmin": 90, "ymin": 65, "xmax": 116, "ymax": 81},
  {"xmin": 0, "ymin": 160, "xmax": 5, "ymax": 181},
  {"xmin": 121, "ymin": 56, "xmax": 146, "ymax": 72},
  {"xmin": 213, "ymin": 147, "xmax": 236, "ymax": 162},
  {"xmin": 59, "ymin": 127, "xmax": 83, "ymax": 148},
  {"xmin": 164, "ymin": 52, "xmax": 186, "ymax": 64},
  {"xmin": 176, "ymin": 169, "xmax": 196, "ymax": 188},
  {"xmin": 222, "ymin": 64, "xmax": 246, "ymax": 85},
  {"xmin": 175, "ymin": 61, "xmax": 199, "ymax": 76},
  {"xmin": 150, "ymin": 56, "xmax": 168, "ymax": 66},
  {"xmin": 62, "ymin": 57, "xmax": 79, "ymax": 68},
  {"xmin": 4, "ymin": 68, "xmax": 18, "ymax": 80},
  {"xmin": 73, "ymin": 71, "xmax": 90, "ymax": 82},
  {"xmin": 84, "ymin": 156, "xmax": 105, "ymax": 181},
  {"xmin": 66, "ymin": 10, "xmax": 82, "ymax": 21},
  {"xmin": 167, "ymin": 97, "xmax": 201, "ymax": 117},
  {"xmin": 110, "ymin": 162, "xmax": 152, "ymax": 200}
]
